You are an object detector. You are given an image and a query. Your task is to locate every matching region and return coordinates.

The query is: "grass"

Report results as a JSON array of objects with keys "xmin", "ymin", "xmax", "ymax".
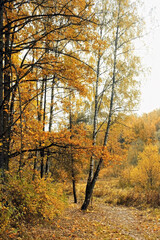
[{"xmin": 88, "ymin": 177, "xmax": 160, "ymax": 208}]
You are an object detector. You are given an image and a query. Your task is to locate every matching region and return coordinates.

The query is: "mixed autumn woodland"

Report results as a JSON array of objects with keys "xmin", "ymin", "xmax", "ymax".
[{"xmin": 0, "ymin": 0, "xmax": 160, "ymax": 239}]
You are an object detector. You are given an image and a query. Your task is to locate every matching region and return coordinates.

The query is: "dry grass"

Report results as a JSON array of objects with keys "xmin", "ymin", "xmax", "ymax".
[
  {"xmin": 89, "ymin": 178, "xmax": 160, "ymax": 208},
  {"xmin": 64, "ymin": 177, "xmax": 160, "ymax": 208}
]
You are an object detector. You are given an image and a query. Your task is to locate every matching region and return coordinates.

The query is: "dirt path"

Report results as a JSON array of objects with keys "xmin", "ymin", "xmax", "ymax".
[
  {"xmin": 17, "ymin": 201, "xmax": 160, "ymax": 240},
  {"xmin": 50, "ymin": 202, "xmax": 160, "ymax": 240},
  {"xmin": 97, "ymin": 204, "xmax": 160, "ymax": 239}
]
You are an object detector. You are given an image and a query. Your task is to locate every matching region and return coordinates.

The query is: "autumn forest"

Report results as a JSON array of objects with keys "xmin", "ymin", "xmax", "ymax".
[{"xmin": 0, "ymin": 0, "xmax": 160, "ymax": 239}]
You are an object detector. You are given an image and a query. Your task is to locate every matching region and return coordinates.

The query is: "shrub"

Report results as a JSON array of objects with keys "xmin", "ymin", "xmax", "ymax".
[
  {"xmin": 117, "ymin": 145, "xmax": 160, "ymax": 207},
  {"xmin": 0, "ymin": 173, "xmax": 67, "ymax": 233},
  {"xmin": 119, "ymin": 166, "xmax": 134, "ymax": 188},
  {"xmin": 130, "ymin": 144, "xmax": 160, "ymax": 190}
]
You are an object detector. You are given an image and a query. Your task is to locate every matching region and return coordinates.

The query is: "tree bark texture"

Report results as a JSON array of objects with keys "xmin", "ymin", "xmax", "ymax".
[{"xmin": 0, "ymin": 0, "xmax": 3, "ymax": 170}]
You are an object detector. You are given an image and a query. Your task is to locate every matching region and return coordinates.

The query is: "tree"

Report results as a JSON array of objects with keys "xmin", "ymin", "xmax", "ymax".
[
  {"xmin": 131, "ymin": 144, "xmax": 160, "ymax": 190},
  {"xmin": 0, "ymin": 0, "xmax": 3, "ymax": 171},
  {"xmin": 81, "ymin": 0, "xmax": 143, "ymax": 210},
  {"xmin": 0, "ymin": 0, "xmax": 96, "ymax": 177}
]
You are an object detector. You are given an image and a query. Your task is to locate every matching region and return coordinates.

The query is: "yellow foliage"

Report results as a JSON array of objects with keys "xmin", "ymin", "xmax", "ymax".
[
  {"xmin": 130, "ymin": 145, "xmax": 160, "ymax": 190},
  {"xmin": 0, "ymin": 173, "xmax": 67, "ymax": 233}
]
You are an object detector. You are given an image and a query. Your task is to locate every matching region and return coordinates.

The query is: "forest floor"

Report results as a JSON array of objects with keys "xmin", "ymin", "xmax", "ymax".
[{"xmin": 14, "ymin": 198, "xmax": 160, "ymax": 240}]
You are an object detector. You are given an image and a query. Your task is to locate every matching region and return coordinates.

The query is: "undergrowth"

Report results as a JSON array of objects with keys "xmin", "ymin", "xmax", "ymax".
[
  {"xmin": 92, "ymin": 178, "xmax": 160, "ymax": 208},
  {"xmin": 0, "ymin": 172, "xmax": 67, "ymax": 238}
]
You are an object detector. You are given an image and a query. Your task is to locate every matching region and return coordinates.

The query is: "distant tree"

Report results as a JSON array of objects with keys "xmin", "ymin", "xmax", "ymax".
[{"xmin": 131, "ymin": 144, "xmax": 160, "ymax": 190}]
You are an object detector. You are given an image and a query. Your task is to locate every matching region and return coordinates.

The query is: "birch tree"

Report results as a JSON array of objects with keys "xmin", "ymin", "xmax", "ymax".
[{"xmin": 81, "ymin": 0, "xmax": 143, "ymax": 210}]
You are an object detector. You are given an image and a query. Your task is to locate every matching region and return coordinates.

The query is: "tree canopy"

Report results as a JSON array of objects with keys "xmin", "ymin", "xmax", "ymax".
[{"xmin": 0, "ymin": 0, "xmax": 144, "ymax": 212}]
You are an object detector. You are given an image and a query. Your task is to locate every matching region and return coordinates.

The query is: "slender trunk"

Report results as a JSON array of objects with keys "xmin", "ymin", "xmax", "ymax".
[
  {"xmin": 32, "ymin": 50, "xmax": 38, "ymax": 180},
  {"xmin": 36, "ymin": 80, "xmax": 39, "ymax": 118},
  {"xmin": 82, "ymin": 31, "xmax": 102, "ymax": 209},
  {"xmin": 81, "ymin": 7, "xmax": 120, "ymax": 210},
  {"xmin": 38, "ymin": 79, "xmax": 44, "ymax": 178},
  {"xmin": 69, "ymin": 91, "xmax": 77, "ymax": 203},
  {"xmin": 3, "ymin": 20, "xmax": 11, "ymax": 171},
  {"xmin": 9, "ymin": 87, "xmax": 16, "ymax": 136},
  {"xmin": 72, "ymin": 174, "xmax": 77, "ymax": 203},
  {"xmin": 81, "ymin": 156, "xmax": 103, "ymax": 210},
  {"xmin": 0, "ymin": 0, "xmax": 3, "ymax": 170},
  {"xmin": 40, "ymin": 148, "xmax": 44, "ymax": 178},
  {"xmin": 38, "ymin": 80, "xmax": 44, "ymax": 121},
  {"xmin": 49, "ymin": 76, "xmax": 55, "ymax": 132},
  {"xmin": 43, "ymin": 78, "xmax": 47, "ymax": 131},
  {"xmin": 18, "ymin": 85, "xmax": 23, "ymax": 174},
  {"xmin": 40, "ymin": 78, "xmax": 47, "ymax": 178},
  {"xmin": 88, "ymin": 21, "xmax": 104, "ymax": 184},
  {"xmin": 88, "ymin": 52, "xmax": 101, "ymax": 183},
  {"xmin": 40, "ymin": 159, "xmax": 44, "ymax": 178},
  {"xmin": 71, "ymin": 144, "xmax": 77, "ymax": 203},
  {"xmin": 39, "ymin": 81, "xmax": 44, "ymax": 178}
]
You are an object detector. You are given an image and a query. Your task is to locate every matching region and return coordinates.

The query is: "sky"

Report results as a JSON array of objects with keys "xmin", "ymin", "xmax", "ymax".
[{"xmin": 138, "ymin": 0, "xmax": 160, "ymax": 115}]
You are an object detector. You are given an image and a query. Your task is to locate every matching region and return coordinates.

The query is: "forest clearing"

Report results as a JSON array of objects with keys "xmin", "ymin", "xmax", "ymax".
[{"xmin": 0, "ymin": 0, "xmax": 160, "ymax": 239}]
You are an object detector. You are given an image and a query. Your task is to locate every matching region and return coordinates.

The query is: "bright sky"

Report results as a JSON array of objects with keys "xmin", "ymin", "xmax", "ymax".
[{"xmin": 138, "ymin": 0, "xmax": 160, "ymax": 115}]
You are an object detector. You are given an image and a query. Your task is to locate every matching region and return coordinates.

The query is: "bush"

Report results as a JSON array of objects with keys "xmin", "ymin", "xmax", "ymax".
[
  {"xmin": 118, "ymin": 145, "xmax": 160, "ymax": 207},
  {"xmin": 0, "ymin": 173, "xmax": 67, "ymax": 233},
  {"xmin": 119, "ymin": 166, "xmax": 134, "ymax": 188},
  {"xmin": 130, "ymin": 144, "xmax": 160, "ymax": 190}
]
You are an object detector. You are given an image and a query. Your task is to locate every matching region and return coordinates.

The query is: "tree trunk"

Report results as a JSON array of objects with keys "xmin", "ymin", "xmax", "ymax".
[
  {"xmin": 38, "ymin": 78, "xmax": 45, "ymax": 178},
  {"xmin": 40, "ymin": 78, "xmax": 47, "ymax": 177},
  {"xmin": 18, "ymin": 85, "xmax": 23, "ymax": 173},
  {"xmin": 81, "ymin": 156, "xmax": 103, "ymax": 210},
  {"xmin": 0, "ymin": 0, "xmax": 3, "ymax": 171},
  {"xmin": 72, "ymin": 176, "xmax": 77, "ymax": 203},
  {"xmin": 3, "ymin": 17, "xmax": 11, "ymax": 171},
  {"xmin": 49, "ymin": 75, "xmax": 55, "ymax": 132},
  {"xmin": 43, "ymin": 78, "xmax": 47, "ymax": 131},
  {"xmin": 81, "ymin": 4, "xmax": 120, "ymax": 210},
  {"xmin": 88, "ymin": 53, "xmax": 101, "ymax": 184},
  {"xmin": 69, "ymin": 90, "xmax": 78, "ymax": 203},
  {"xmin": 40, "ymin": 148, "xmax": 44, "ymax": 178}
]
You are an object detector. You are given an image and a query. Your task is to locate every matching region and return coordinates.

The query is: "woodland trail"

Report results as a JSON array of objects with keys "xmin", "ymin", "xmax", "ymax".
[
  {"xmin": 49, "ymin": 201, "xmax": 160, "ymax": 240},
  {"xmin": 20, "ymin": 200, "xmax": 160, "ymax": 240}
]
